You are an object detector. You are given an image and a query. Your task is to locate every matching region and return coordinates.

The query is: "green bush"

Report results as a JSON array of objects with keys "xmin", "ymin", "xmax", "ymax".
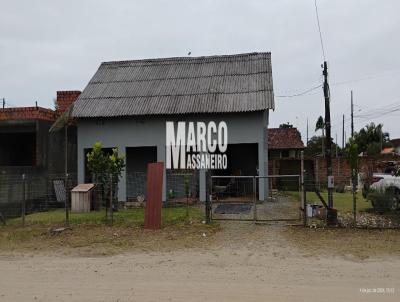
[{"xmin": 368, "ymin": 187, "xmax": 399, "ymax": 213}]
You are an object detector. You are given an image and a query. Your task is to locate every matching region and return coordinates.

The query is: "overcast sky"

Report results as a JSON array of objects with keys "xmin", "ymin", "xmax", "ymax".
[{"xmin": 1, "ymin": 0, "xmax": 400, "ymax": 144}]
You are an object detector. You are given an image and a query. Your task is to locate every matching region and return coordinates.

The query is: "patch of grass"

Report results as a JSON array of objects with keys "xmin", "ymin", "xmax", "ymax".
[
  {"xmin": 0, "ymin": 207, "xmax": 218, "ymax": 255},
  {"xmin": 5, "ymin": 207, "xmax": 203, "ymax": 227},
  {"xmin": 287, "ymin": 191, "xmax": 373, "ymax": 213}
]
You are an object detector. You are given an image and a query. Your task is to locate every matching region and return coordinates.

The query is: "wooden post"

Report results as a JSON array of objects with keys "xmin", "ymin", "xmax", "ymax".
[
  {"xmin": 144, "ymin": 163, "xmax": 164, "ymax": 229},
  {"xmin": 352, "ymin": 168, "xmax": 357, "ymax": 226},
  {"xmin": 206, "ymin": 173, "xmax": 211, "ymax": 224},
  {"xmin": 109, "ymin": 174, "xmax": 113, "ymax": 225},
  {"xmin": 253, "ymin": 176, "xmax": 257, "ymax": 223},
  {"xmin": 301, "ymin": 152, "xmax": 307, "ymax": 227},
  {"xmin": 22, "ymin": 174, "xmax": 26, "ymax": 226},
  {"xmin": 65, "ymin": 173, "xmax": 69, "ymax": 225},
  {"xmin": 323, "ymin": 61, "xmax": 333, "ymax": 209}
]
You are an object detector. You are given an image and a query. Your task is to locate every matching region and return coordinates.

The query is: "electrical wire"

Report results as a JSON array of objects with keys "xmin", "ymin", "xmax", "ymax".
[
  {"xmin": 332, "ymin": 70, "xmax": 400, "ymax": 87},
  {"xmin": 275, "ymin": 84, "xmax": 322, "ymax": 98},
  {"xmin": 314, "ymin": 0, "xmax": 326, "ymax": 61}
]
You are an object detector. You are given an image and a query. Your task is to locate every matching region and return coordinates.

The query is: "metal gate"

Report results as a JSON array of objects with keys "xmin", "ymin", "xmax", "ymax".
[{"xmin": 209, "ymin": 175, "xmax": 303, "ymax": 224}]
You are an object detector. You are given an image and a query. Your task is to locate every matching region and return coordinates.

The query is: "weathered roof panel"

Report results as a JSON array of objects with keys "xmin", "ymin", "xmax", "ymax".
[
  {"xmin": 268, "ymin": 128, "xmax": 305, "ymax": 150},
  {"xmin": 72, "ymin": 52, "xmax": 274, "ymax": 118}
]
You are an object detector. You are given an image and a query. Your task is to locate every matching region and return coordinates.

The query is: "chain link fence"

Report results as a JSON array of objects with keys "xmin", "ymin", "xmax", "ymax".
[
  {"xmin": 166, "ymin": 170, "xmax": 199, "ymax": 206},
  {"xmin": 0, "ymin": 173, "xmax": 124, "ymax": 226},
  {"xmin": 0, "ymin": 170, "xmax": 200, "ymax": 227},
  {"xmin": 303, "ymin": 171, "xmax": 400, "ymax": 229},
  {"xmin": 0, "ymin": 173, "xmax": 77, "ymax": 221},
  {"xmin": 209, "ymin": 175, "xmax": 302, "ymax": 223}
]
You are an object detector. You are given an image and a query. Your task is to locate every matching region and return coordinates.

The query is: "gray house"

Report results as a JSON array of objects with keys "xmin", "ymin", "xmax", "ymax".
[{"xmin": 72, "ymin": 52, "xmax": 275, "ymax": 202}]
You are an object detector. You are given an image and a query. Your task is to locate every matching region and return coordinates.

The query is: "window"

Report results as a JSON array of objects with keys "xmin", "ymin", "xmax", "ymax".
[{"xmin": 0, "ymin": 132, "xmax": 36, "ymax": 166}]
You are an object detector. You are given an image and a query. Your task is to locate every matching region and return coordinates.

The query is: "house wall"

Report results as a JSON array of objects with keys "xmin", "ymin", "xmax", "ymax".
[
  {"xmin": 0, "ymin": 120, "xmax": 77, "ymax": 207},
  {"xmin": 76, "ymin": 111, "xmax": 269, "ymax": 202}
]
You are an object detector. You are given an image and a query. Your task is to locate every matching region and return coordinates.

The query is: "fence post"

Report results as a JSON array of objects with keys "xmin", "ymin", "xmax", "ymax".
[
  {"xmin": 253, "ymin": 176, "xmax": 257, "ymax": 223},
  {"xmin": 352, "ymin": 168, "xmax": 357, "ymax": 227},
  {"xmin": 301, "ymin": 151, "xmax": 307, "ymax": 227},
  {"xmin": 206, "ymin": 174, "xmax": 212, "ymax": 224},
  {"xmin": 22, "ymin": 174, "xmax": 26, "ymax": 226},
  {"xmin": 109, "ymin": 174, "xmax": 113, "ymax": 225},
  {"xmin": 65, "ymin": 173, "xmax": 70, "ymax": 225}
]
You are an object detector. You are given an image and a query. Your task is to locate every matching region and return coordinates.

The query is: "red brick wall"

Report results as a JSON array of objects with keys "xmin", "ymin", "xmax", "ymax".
[
  {"xmin": 314, "ymin": 155, "xmax": 399, "ymax": 187},
  {"xmin": 56, "ymin": 91, "xmax": 81, "ymax": 114},
  {"xmin": 314, "ymin": 157, "xmax": 352, "ymax": 187},
  {"xmin": 0, "ymin": 107, "xmax": 57, "ymax": 122}
]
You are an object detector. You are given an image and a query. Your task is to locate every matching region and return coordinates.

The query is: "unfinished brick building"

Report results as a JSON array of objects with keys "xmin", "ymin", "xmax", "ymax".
[{"xmin": 0, "ymin": 91, "xmax": 80, "ymax": 215}]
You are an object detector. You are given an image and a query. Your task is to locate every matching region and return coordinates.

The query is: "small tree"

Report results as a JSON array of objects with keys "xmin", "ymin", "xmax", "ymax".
[
  {"xmin": 352, "ymin": 123, "xmax": 390, "ymax": 155},
  {"xmin": 86, "ymin": 141, "xmax": 108, "ymax": 184},
  {"xmin": 86, "ymin": 142, "xmax": 125, "ymax": 222},
  {"xmin": 279, "ymin": 123, "xmax": 294, "ymax": 128}
]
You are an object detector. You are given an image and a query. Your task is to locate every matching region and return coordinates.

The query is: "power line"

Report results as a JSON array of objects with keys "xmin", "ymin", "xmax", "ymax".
[
  {"xmin": 332, "ymin": 69, "xmax": 400, "ymax": 87},
  {"xmin": 314, "ymin": 0, "xmax": 326, "ymax": 60},
  {"xmin": 353, "ymin": 102, "xmax": 400, "ymax": 119},
  {"xmin": 275, "ymin": 84, "xmax": 322, "ymax": 98}
]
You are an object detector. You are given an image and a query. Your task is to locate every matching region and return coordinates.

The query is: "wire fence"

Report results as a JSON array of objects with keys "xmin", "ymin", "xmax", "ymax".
[
  {"xmin": 0, "ymin": 171, "xmax": 200, "ymax": 227},
  {"xmin": 209, "ymin": 175, "xmax": 302, "ymax": 223},
  {"xmin": 303, "ymin": 171, "xmax": 400, "ymax": 229},
  {"xmin": 205, "ymin": 171, "xmax": 400, "ymax": 229},
  {"xmin": 0, "ymin": 173, "xmax": 77, "ymax": 220},
  {"xmin": 1, "ymin": 169, "xmax": 399, "ymax": 229},
  {"xmin": 0, "ymin": 172, "xmax": 123, "ymax": 226},
  {"xmin": 166, "ymin": 170, "xmax": 199, "ymax": 206}
]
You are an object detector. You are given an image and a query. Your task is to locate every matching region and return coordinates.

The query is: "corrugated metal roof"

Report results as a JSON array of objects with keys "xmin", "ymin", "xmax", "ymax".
[{"xmin": 72, "ymin": 52, "xmax": 274, "ymax": 118}]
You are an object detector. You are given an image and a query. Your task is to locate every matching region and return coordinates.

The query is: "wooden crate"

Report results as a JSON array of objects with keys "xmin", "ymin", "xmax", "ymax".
[{"xmin": 71, "ymin": 184, "xmax": 95, "ymax": 213}]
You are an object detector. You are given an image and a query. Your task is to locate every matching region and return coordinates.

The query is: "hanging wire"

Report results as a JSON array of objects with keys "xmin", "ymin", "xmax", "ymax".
[
  {"xmin": 275, "ymin": 84, "xmax": 322, "ymax": 98},
  {"xmin": 314, "ymin": 0, "xmax": 326, "ymax": 61}
]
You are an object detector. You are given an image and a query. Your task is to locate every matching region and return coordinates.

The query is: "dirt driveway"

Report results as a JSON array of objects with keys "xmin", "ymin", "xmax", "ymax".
[{"xmin": 0, "ymin": 223, "xmax": 399, "ymax": 302}]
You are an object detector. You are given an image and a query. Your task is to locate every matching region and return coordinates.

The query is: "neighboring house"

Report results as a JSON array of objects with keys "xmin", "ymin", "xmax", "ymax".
[
  {"xmin": 268, "ymin": 128, "xmax": 304, "ymax": 159},
  {"xmin": 381, "ymin": 147, "xmax": 395, "ymax": 155},
  {"xmin": 71, "ymin": 52, "xmax": 275, "ymax": 202},
  {"xmin": 267, "ymin": 127, "xmax": 306, "ymax": 177},
  {"xmin": 390, "ymin": 139, "xmax": 400, "ymax": 154},
  {"xmin": 0, "ymin": 91, "xmax": 80, "ymax": 210}
]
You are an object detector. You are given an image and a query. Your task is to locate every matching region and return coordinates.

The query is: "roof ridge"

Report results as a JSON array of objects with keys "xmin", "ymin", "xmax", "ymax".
[
  {"xmin": 90, "ymin": 70, "xmax": 269, "ymax": 84},
  {"xmin": 79, "ymin": 89, "xmax": 271, "ymax": 100},
  {"xmin": 101, "ymin": 52, "xmax": 271, "ymax": 66}
]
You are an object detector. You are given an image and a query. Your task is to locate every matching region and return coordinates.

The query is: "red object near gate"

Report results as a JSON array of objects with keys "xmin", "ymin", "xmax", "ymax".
[{"xmin": 144, "ymin": 162, "xmax": 164, "ymax": 229}]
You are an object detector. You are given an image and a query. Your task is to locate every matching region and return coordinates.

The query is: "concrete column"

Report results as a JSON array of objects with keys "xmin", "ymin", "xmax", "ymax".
[
  {"xmin": 117, "ymin": 145, "xmax": 126, "ymax": 202},
  {"xmin": 157, "ymin": 144, "xmax": 167, "ymax": 202},
  {"xmin": 258, "ymin": 110, "xmax": 269, "ymax": 201},
  {"xmin": 77, "ymin": 138, "xmax": 85, "ymax": 184},
  {"xmin": 199, "ymin": 169, "xmax": 206, "ymax": 202},
  {"xmin": 264, "ymin": 125, "xmax": 269, "ymax": 200},
  {"xmin": 258, "ymin": 140, "xmax": 266, "ymax": 201}
]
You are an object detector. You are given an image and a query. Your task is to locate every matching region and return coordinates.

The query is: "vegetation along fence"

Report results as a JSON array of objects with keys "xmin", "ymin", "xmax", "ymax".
[{"xmin": 303, "ymin": 171, "xmax": 400, "ymax": 229}]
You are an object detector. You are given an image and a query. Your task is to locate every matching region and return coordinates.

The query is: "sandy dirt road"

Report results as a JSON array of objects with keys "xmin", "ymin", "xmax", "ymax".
[{"xmin": 0, "ymin": 223, "xmax": 399, "ymax": 302}]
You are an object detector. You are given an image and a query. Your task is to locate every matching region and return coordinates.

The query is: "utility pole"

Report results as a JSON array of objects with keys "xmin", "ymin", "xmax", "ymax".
[
  {"xmin": 335, "ymin": 133, "xmax": 338, "ymax": 157},
  {"xmin": 306, "ymin": 118, "xmax": 309, "ymax": 146},
  {"xmin": 350, "ymin": 90, "xmax": 357, "ymax": 225},
  {"xmin": 342, "ymin": 114, "xmax": 345, "ymax": 149},
  {"xmin": 2, "ymin": 98, "xmax": 5, "ymax": 109},
  {"xmin": 351, "ymin": 91, "xmax": 354, "ymax": 137},
  {"xmin": 322, "ymin": 61, "xmax": 333, "ymax": 209}
]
